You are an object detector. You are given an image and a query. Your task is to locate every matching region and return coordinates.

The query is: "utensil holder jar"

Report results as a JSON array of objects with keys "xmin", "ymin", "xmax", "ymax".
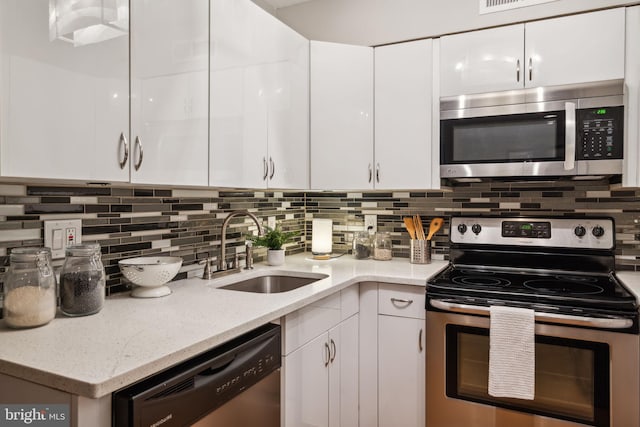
[{"xmin": 410, "ymin": 240, "xmax": 431, "ymax": 264}]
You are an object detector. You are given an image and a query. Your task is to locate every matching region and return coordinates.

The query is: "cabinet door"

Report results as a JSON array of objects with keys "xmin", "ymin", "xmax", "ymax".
[
  {"xmin": 378, "ymin": 315, "xmax": 425, "ymax": 427},
  {"xmin": 210, "ymin": 0, "xmax": 269, "ymax": 188},
  {"xmin": 310, "ymin": 41, "xmax": 373, "ymax": 190},
  {"xmin": 283, "ymin": 332, "xmax": 329, "ymax": 427},
  {"xmin": 525, "ymin": 8, "xmax": 625, "ymax": 88},
  {"xmin": 440, "ymin": 24, "xmax": 524, "ymax": 96},
  {"xmin": 0, "ymin": 0, "xmax": 129, "ymax": 181},
  {"xmin": 130, "ymin": 0, "xmax": 209, "ymax": 186},
  {"xmin": 375, "ymin": 40, "xmax": 434, "ymax": 189},
  {"xmin": 623, "ymin": 6, "xmax": 640, "ymax": 187},
  {"xmin": 328, "ymin": 315, "xmax": 359, "ymax": 427},
  {"xmin": 264, "ymin": 18, "xmax": 309, "ymax": 189}
]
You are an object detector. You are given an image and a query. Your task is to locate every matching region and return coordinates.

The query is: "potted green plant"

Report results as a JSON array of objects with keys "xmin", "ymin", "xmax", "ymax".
[{"xmin": 249, "ymin": 225, "xmax": 299, "ymax": 266}]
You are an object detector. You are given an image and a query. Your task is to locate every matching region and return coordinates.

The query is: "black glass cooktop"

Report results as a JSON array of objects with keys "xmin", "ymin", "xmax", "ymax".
[{"xmin": 427, "ymin": 264, "xmax": 638, "ymax": 313}]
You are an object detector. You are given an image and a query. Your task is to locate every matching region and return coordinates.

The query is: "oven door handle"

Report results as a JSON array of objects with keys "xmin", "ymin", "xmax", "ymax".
[{"xmin": 429, "ymin": 299, "xmax": 633, "ymax": 329}]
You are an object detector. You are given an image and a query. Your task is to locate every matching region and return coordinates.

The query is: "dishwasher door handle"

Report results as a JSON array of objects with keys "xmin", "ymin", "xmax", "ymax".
[{"xmin": 430, "ymin": 298, "xmax": 634, "ymax": 329}]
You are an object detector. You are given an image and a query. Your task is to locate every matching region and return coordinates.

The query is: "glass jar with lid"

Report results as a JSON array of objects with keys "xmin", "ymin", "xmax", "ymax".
[
  {"xmin": 373, "ymin": 232, "xmax": 393, "ymax": 261},
  {"xmin": 3, "ymin": 247, "xmax": 57, "ymax": 328},
  {"xmin": 60, "ymin": 243, "xmax": 106, "ymax": 317},
  {"xmin": 352, "ymin": 231, "xmax": 372, "ymax": 259}
]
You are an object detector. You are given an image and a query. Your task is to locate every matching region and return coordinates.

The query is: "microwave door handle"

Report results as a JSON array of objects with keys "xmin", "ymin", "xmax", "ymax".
[
  {"xmin": 429, "ymin": 299, "xmax": 633, "ymax": 329},
  {"xmin": 564, "ymin": 102, "xmax": 576, "ymax": 171}
]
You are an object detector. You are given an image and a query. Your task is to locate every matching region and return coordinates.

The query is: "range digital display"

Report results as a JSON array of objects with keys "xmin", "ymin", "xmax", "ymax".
[{"xmin": 502, "ymin": 221, "xmax": 551, "ymax": 238}]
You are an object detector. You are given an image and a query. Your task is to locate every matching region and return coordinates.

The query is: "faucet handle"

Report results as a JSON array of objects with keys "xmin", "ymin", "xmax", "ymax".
[{"xmin": 199, "ymin": 257, "xmax": 216, "ymax": 280}]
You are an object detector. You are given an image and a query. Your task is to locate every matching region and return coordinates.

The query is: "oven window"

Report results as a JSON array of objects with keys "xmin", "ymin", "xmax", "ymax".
[
  {"xmin": 440, "ymin": 110, "xmax": 565, "ymax": 164},
  {"xmin": 446, "ymin": 325, "xmax": 610, "ymax": 426}
]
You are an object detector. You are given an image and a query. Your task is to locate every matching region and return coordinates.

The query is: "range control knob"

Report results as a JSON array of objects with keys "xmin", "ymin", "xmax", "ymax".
[
  {"xmin": 457, "ymin": 224, "xmax": 468, "ymax": 234},
  {"xmin": 574, "ymin": 225, "xmax": 586, "ymax": 237},
  {"xmin": 592, "ymin": 225, "xmax": 605, "ymax": 238},
  {"xmin": 471, "ymin": 224, "xmax": 482, "ymax": 235}
]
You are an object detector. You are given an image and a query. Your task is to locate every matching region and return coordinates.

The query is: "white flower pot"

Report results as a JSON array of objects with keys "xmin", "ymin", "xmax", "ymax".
[{"xmin": 267, "ymin": 249, "xmax": 285, "ymax": 266}]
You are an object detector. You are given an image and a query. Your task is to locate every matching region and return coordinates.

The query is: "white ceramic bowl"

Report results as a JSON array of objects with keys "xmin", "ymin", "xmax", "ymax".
[{"xmin": 119, "ymin": 256, "xmax": 183, "ymax": 298}]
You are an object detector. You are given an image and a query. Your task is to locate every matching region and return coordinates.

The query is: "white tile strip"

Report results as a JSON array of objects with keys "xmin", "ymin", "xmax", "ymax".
[
  {"xmin": 0, "ymin": 185, "xmax": 26, "ymax": 196},
  {"xmin": 0, "ymin": 229, "xmax": 41, "ymax": 242},
  {"xmin": 0, "ymin": 205, "xmax": 24, "ymax": 216},
  {"xmin": 172, "ymin": 189, "xmax": 219, "ymax": 198}
]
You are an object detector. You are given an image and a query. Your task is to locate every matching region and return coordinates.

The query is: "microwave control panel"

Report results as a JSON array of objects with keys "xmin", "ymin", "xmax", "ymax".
[{"xmin": 576, "ymin": 106, "xmax": 623, "ymax": 160}]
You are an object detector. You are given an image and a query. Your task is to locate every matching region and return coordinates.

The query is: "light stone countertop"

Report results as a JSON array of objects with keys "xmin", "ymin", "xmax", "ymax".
[{"xmin": 0, "ymin": 253, "xmax": 448, "ymax": 399}]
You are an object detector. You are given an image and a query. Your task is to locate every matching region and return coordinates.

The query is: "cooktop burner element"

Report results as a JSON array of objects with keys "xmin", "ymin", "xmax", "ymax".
[
  {"xmin": 452, "ymin": 276, "xmax": 511, "ymax": 287},
  {"xmin": 522, "ymin": 279, "xmax": 604, "ymax": 295},
  {"xmin": 427, "ymin": 216, "xmax": 639, "ymax": 319}
]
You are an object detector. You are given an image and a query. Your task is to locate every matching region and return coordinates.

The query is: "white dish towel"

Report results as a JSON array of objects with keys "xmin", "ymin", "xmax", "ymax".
[{"xmin": 488, "ymin": 305, "xmax": 535, "ymax": 400}]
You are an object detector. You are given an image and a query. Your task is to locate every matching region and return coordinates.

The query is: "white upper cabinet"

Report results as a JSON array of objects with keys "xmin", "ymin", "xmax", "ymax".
[
  {"xmin": 440, "ymin": 8, "xmax": 625, "ymax": 96},
  {"xmin": 440, "ymin": 24, "xmax": 523, "ymax": 96},
  {"xmin": 375, "ymin": 39, "xmax": 435, "ymax": 189},
  {"xmin": 210, "ymin": 0, "xmax": 309, "ymax": 189},
  {"xmin": 0, "ymin": 0, "xmax": 129, "ymax": 181},
  {"xmin": 623, "ymin": 6, "xmax": 640, "ymax": 187},
  {"xmin": 310, "ymin": 41, "xmax": 374, "ymax": 190},
  {"xmin": 130, "ymin": 0, "xmax": 209, "ymax": 186}
]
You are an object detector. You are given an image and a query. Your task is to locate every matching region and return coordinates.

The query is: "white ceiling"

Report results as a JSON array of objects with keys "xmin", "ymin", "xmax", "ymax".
[{"xmin": 261, "ymin": 0, "xmax": 314, "ymax": 9}]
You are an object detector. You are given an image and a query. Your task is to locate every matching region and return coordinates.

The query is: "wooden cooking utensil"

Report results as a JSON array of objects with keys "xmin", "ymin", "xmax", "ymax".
[
  {"xmin": 403, "ymin": 217, "xmax": 417, "ymax": 240},
  {"xmin": 414, "ymin": 215, "xmax": 425, "ymax": 240},
  {"xmin": 426, "ymin": 217, "xmax": 444, "ymax": 240}
]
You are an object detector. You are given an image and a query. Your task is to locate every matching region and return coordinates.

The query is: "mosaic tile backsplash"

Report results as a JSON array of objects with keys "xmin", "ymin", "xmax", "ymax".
[{"xmin": 1, "ymin": 179, "xmax": 640, "ymax": 297}]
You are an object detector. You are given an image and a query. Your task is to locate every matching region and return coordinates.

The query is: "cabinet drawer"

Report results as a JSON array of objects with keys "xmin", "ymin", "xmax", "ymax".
[
  {"xmin": 283, "ymin": 286, "xmax": 360, "ymax": 355},
  {"xmin": 378, "ymin": 284, "xmax": 425, "ymax": 319}
]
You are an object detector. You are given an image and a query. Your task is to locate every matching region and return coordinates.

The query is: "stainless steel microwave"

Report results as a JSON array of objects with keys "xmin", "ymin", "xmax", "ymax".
[{"xmin": 440, "ymin": 80, "xmax": 624, "ymax": 180}]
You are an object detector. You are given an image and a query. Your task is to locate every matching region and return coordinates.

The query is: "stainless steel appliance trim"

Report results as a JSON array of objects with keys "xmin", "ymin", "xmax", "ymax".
[
  {"xmin": 426, "ymin": 310, "xmax": 640, "ymax": 427},
  {"xmin": 430, "ymin": 299, "xmax": 633, "ymax": 329},
  {"xmin": 564, "ymin": 102, "xmax": 576, "ymax": 171},
  {"xmin": 440, "ymin": 79, "xmax": 624, "ymax": 111},
  {"xmin": 449, "ymin": 216, "xmax": 615, "ymax": 249}
]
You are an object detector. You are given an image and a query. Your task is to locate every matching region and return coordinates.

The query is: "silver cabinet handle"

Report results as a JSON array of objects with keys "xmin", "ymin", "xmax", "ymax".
[
  {"xmin": 429, "ymin": 299, "xmax": 633, "ymax": 329},
  {"xmin": 375, "ymin": 163, "xmax": 380, "ymax": 183},
  {"xmin": 419, "ymin": 329, "xmax": 423, "ymax": 353},
  {"xmin": 329, "ymin": 339, "xmax": 336, "ymax": 363},
  {"xmin": 324, "ymin": 342, "xmax": 331, "ymax": 367},
  {"xmin": 391, "ymin": 297, "xmax": 414, "ymax": 306},
  {"xmin": 118, "ymin": 132, "xmax": 129, "ymax": 169},
  {"xmin": 269, "ymin": 157, "xmax": 275, "ymax": 180},
  {"xmin": 564, "ymin": 102, "xmax": 576, "ymax": 171},
  {"xmin": 516, "ymin": 59, "xmax": 520, "ymax": 82},
  {"xmin": 262, "ymin": 157, "xmax": 268, "ymax": 180},
  {"xmin": 368, "ymin": 164, "xmax": 372, "ymax": 183},
  {"xmin": 528, "ymin": 57, "xmax": 533, "ymax": 81},
  {"xmin": 134, "ymin": 136, "xmax": 144, "ymax": 171}
]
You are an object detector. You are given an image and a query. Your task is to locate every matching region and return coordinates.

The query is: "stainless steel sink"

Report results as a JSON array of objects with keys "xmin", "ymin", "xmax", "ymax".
[{"xmin": 219, "ymin": 273, "xmax": 328, "ymax": 293}]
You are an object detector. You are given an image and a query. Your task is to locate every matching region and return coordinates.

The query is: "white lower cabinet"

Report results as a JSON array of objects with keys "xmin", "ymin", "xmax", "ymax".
[
  {"xmin": 282, "ymin": 286, "xmax": 359, "ymax": 427},
  {"xmin": 360, "ymin": 282, "xmax": 426, "ymax": 427},
  {"xmin": 378, "ymin": 315, "xmax": 425, "ymax": 427}
]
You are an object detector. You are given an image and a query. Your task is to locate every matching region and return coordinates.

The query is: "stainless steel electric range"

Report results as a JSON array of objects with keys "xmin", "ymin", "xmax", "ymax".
[{"xmin": 425, "ymin": 216, "xmax": 639, "ymax": 427}]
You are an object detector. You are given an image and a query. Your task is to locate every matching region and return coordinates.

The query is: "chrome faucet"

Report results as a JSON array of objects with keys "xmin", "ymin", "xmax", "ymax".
[{"xmin": 219, "ymin": 210, "xmax": 264, "ymax": 272}]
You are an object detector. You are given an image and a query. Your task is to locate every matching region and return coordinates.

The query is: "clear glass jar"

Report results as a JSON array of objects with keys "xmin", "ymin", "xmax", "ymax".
[
  {"xmin": 352, "ymin": 231, "xmax": 372, "ymax": 259},
  {"xmin": 3, "ymin": 247, "xmax": 57, "ymax": 328},
  {"xmin": 373, "ymin": 232, "xmax": 393, "ymax": 261},
  {"xmin": 60, "ymin": 243, "xmax": 106, "ymax": 317}
]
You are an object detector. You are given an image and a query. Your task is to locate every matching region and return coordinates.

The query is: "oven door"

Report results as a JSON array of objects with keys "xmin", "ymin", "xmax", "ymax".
[
  {"xmin": 426, "ymin": 307, "xmax": 639, "ymax": 427},
  {"xmin": 440, "ymin": 106, "xmax": 572, "ymax": 178}
]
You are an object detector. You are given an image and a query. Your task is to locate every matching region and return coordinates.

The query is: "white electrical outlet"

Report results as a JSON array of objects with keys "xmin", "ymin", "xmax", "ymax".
[
  {"xmin": 44, "ymin": 219, "xmax": 82, "ymax": 259},
  {"xmin": 364, "ymin": 215, "xmax": 377, "ymax": 233},
  {"xmin": 268, "ymin": 216, "xmax": 276, "ymax": 230}
]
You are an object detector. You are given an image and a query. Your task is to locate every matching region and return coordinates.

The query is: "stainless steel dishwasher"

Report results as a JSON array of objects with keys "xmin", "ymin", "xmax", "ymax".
[{"xmin": 113, "ymin": 323, "xmax": 281, "ymax": 427}]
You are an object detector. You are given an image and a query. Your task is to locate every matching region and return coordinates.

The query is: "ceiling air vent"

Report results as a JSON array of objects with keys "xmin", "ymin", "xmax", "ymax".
[{"xmin": 479, "ymin": 0, "xmax": 558, "ymax": 14}]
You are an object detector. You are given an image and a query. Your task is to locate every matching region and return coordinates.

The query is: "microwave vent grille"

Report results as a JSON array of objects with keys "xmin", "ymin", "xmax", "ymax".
[{"xmin": 479, "ymin": 0, "xmax": 558, "ymax": 14}]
